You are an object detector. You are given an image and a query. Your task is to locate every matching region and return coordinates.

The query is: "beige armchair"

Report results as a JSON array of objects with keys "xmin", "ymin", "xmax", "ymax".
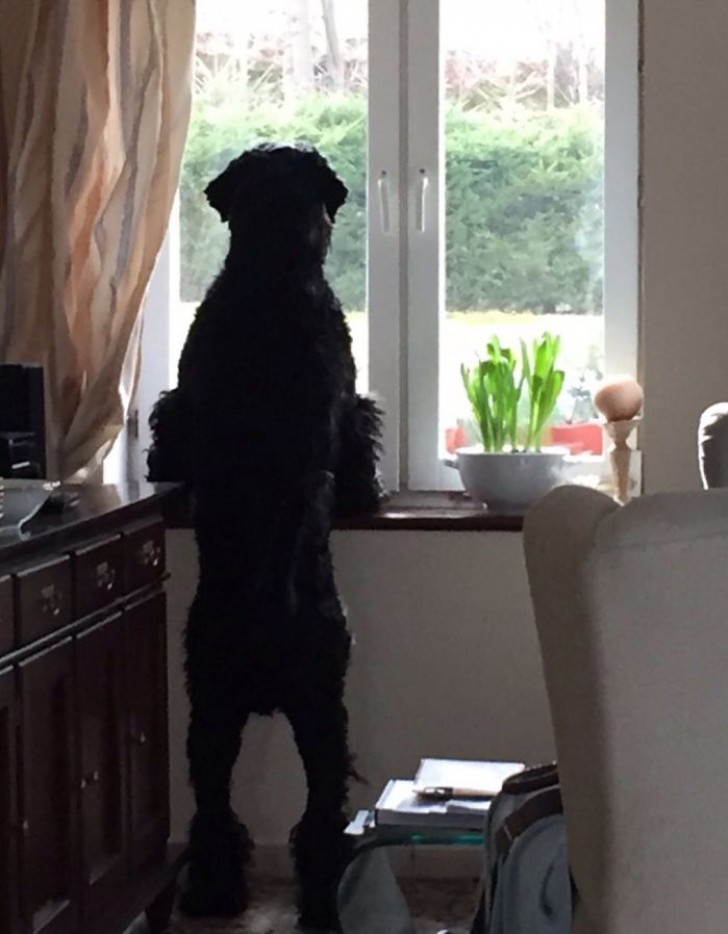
[
  {"xmin": 523, "ymin": 483, "xmax": 728, "ymax": 934},
  {"xmin": 699, "ymin": 401, "xmax": 728, "ymax": 488}
]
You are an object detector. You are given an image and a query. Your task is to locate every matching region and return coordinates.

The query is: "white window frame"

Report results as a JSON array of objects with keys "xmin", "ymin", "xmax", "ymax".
[
  {"xmin": 126, "ymin": 204, "xmax": 178, "ymax": 483},
  {"xmin": 402, "ymin": 0, "xmax": 640, "ymax": 491},
  {"xmin": 367, "ymin": 0, "xmax": 403, "ymax": 493},
  {"xmin": 132, "ymin": 0, "xmax": 640, "ymax": 494}
]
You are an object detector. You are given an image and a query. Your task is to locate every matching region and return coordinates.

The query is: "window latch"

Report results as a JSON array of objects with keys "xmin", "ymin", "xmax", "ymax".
[{"xmin": 416, "ymin": 168, "xmax": 429, "ymax": 233}]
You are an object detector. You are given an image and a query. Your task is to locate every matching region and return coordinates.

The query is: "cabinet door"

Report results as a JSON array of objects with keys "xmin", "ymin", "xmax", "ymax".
[
  {"xmin": 18, "ymin": 640, "xmax": 77, "ymax": 934},
  {"xmin": 125, "ymin": 592, "xmax": 169, "ymax": 873},
  {"xmin": 0, "ymin": 666, "xmax": 20, "ymax": 934},
  {"xmin": 0, "ymin": 576, "xmax": 14, "ymax": 655},
  {"xmin": 76, "ymin": 614, "xmax": 126, "ymax": 923}
]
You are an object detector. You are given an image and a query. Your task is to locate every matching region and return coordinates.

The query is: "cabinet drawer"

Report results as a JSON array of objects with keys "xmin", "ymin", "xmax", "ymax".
[
  {"xmin": 16, "ymin": 556, "xmax": 72, "ymax": 645},
  {"xmin": 72, "ymin": 535, "xmax": 124, "ymax": 619},
  {"xmin": 0, "ymin": 576, "xmax": 13, "ymax": 655},
  {"xmin": 124, "ymin": 520, "xmax": 166, "ymax": 592}
]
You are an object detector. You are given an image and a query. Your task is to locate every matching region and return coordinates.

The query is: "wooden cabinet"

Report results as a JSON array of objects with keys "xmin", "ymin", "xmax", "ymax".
[
  {"xmin": 0, "ymin": 578, "xmax": 13, "ymax": 656},
  {"xmin": 0, "ymin": 486, "xmax": 185, "ymax": 934},
  {"xmin": 125, "ymin": 593, "xmax": 169, "ymax": 873},
  {"xmin": 19, "ymin": 640, "xmax": 77, "ymax": 934},
  {"xmin": 72, "ymin": 538, "xmax": 124, "ymax": 621},
  {"xmin": 16, "ymin": 557, "xmax": 72, "ymax": 646},
  {"xmin": 76, "ymin": 615, "xmax": 126, "ymax": 924},
  {"xmin": 0, "ymin": 665, "xmax": 19, "ymax": 934}
]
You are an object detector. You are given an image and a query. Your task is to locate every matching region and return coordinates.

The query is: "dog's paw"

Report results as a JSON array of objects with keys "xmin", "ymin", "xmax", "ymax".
[
  {"xmin": 178, "ymin": 880, "xmax": 248, "ymax": 920},
  {"xmin": 181, "ymin": 812, "xmax": 253, "ymax": 919},
  {"xmin": 297, "ymin": 900, "xmax": 341, "ymax": 933}
]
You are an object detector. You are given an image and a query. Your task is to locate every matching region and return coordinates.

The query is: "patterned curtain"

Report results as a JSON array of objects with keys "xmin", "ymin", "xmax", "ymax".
[{"xmin": 0, "ymin": 0, "xmax": 195, "ymax": 480}]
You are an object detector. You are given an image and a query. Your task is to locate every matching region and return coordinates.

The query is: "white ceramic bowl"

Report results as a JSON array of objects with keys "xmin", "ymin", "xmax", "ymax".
[
  {"xmin": 0, "ymin": 479, "xmax": 58, "ymax": 532},
  {"xmin": 453, "ymin": 445, "xmax": 567, "ymax": 512}
]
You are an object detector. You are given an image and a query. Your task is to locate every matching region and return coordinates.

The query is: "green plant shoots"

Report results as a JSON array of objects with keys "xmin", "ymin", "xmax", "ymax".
[{"xmin": 460, "ymin": 333, "xmax": 565, "ymax": 452}]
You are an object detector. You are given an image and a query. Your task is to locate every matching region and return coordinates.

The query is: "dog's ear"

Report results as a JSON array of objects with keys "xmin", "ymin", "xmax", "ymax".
[
  {"xmin": 204, "ymin": 159, "xmax": 244, "ymax": 222},
  {"xmin": 320, "ymin": 168, "xmax": 348, "ymax": 222}
]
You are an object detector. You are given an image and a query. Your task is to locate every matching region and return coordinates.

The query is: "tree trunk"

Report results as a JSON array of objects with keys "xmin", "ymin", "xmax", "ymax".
[
  {"xmin": 546, "ymin": 45, "xmax": 556, "ymax": 110},
  {"xmin": 285, "ymin": 0, "xmax": 314, "ymax": 101},
  {"xmin": 233, "ymin": 7, "xmax": 249, "ymax": 96},
  {"xmin": 321, "ymin": 0, "xmax": 344, "ymax": 90}
]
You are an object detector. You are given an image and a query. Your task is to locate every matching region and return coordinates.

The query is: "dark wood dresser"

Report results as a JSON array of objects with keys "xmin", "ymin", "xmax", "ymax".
[{"xmin": 0, "ymin": 483, "xmax": 185, "ymax": 934}]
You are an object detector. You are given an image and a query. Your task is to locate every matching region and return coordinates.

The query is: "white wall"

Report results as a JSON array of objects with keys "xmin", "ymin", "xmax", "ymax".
[
  {"xmin": 166, "ymin": 0, "xmax": 728, "ymax": 870},
  {"xmin": 167, "ymin": 529, "xmax": 552, "ymax": 869},
  {"xmin": 641, "ymin": 0, "xmax": 728, "ymax": 493}
]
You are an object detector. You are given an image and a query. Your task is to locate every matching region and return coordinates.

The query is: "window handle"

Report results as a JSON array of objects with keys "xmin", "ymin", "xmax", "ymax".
[
  {"xmin": 377, "ymin": 171, "xmax": 391, "ymax": 234},
  {"xmin": 416, "ymin": 168, "xmax": 429, "ymax": 233}
]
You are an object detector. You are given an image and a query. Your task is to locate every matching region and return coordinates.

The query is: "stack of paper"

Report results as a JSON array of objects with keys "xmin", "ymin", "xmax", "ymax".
[
  {"xmin": 371, "ymin": 759, "xmax": 526, "ymax": 831},
  {"xmin": 413, "ymin": 758, "xmax": 525, "ymax": 799},
  {"xmin": 374, "ymin": 779, "xmax": 493, "ymax": 829}
]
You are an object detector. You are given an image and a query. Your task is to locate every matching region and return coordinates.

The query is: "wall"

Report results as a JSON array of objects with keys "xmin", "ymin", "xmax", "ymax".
[
  {"xmin": 641, "ymin": 0, "xmax": 728, "ymax": 493},
  {"xmin": 166, "ymin": 0, "xmax": 728, "ymax": 871},
  {"xmin": 167, "ymin": 529, "xmax": 553, "ymax": 871}
]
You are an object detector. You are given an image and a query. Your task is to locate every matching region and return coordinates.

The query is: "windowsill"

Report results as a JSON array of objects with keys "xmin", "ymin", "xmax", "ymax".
[
  {"xmin": 335, "ymin": 491, "xmax": 523, "ymax": 531},
  {"xmin": 162, "ymin": 488, "xmax": 523, "ymax": 532}
]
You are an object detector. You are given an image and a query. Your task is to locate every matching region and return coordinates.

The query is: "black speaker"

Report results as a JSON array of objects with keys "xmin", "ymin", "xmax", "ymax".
[{"xmin": 0, "ymin": 365, "xmax": 46, "ymax": 477}]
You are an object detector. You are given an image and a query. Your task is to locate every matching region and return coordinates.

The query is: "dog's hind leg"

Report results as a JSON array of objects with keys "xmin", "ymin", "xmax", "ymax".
[
  {"xmin": 179, "ymin": 702, "xmax": 252, "ymax": 918},
  {"xmin": 286, "ymin": 689, "xmax": 353, "ymax": 931}
]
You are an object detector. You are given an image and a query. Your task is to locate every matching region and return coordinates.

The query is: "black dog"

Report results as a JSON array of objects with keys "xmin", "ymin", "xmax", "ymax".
[{"xmin": 147, "ymin": 143, "xmax": 382, "ymax": 931}]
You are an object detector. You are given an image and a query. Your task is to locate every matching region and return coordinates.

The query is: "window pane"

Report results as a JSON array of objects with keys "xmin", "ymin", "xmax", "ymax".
[
  {"xmin": 175, "ymin": 0, "xmax": 369, "ymax": 392},
  {"xmin": 441, "ymin": 0, "xmax": 605, "ymax": 455}
]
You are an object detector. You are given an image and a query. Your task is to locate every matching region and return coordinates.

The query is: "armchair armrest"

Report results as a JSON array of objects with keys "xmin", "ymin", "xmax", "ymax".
[{"xmin": 698, "ymin": 402, "xmax": 728, "ymax": 489}]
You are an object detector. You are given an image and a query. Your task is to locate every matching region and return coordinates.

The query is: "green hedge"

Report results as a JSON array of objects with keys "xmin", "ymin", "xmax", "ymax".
[{"xmin": 180, "ymin": 95, "xmax": 603, "ymax": 314}]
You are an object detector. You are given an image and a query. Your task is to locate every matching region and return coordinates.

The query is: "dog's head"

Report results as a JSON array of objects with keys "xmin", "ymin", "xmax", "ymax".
[{"xmin": 204, "ymin": 144, "xmax": 348, "ymax": 259}]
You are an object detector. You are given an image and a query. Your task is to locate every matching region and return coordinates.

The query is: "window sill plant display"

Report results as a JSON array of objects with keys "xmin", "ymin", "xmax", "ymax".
[{"xmin": 454, "ymin": 333, "xmax": 567, "ymax": 512}]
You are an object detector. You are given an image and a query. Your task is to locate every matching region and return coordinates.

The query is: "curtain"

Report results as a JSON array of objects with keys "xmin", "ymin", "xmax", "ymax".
[{"xmin": 0, "ymin": 0, "xmax": 195, "ymax": 480}]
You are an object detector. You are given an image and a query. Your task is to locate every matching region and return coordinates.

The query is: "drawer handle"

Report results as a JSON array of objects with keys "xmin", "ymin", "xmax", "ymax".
[
  {"xmin": 138, "ymin": 541, "xmax": 162, "ymax": 569},
  {"xmin": 40, "ymin": 585, "xmax": 62, "ymax": 617},
  {"xmin": 95, "ymin": 562, "xmax": 117, "ymax": 592},
  {"xmin": 133, "ymin": 731, "xmax": 147, "ymax": 746},
  {"xmin": 80, "ymin": 770, "xmax": 101, "ymax": 790}
]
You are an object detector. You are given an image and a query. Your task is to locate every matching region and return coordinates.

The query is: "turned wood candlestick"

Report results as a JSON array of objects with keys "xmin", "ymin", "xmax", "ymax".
[
  {"xmin": 593, "ymin": 375, "xmax": 643, "ymax": 504},
  {"xmin": 603, "ymin": 417, "xmax": 641, "ymax": 504}
]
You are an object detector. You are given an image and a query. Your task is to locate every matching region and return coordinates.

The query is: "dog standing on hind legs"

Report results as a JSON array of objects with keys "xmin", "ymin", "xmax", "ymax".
[{"xmin": 147, "ymin": 143, "xmax": 383, "ymax": 931}]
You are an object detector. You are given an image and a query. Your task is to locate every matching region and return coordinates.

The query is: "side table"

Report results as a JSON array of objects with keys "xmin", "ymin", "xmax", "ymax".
[{"xmin": 337, "ymin": 811, "xmax": 485, "ymax": 934}]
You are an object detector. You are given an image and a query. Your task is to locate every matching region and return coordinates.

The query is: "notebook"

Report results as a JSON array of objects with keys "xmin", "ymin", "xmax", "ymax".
[
  {"xmin": 412, "ymin": 758, "xmax": 525, "ymax": 799},
  {"xmin": 374, "ymin": 779, "xmax": 492, "ymax": 830}
]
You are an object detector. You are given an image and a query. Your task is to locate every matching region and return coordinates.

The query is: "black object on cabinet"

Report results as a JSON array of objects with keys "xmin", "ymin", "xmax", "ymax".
[{"xmin": 0, "ymin": 364, "xmax": 46, "ymax": 478}]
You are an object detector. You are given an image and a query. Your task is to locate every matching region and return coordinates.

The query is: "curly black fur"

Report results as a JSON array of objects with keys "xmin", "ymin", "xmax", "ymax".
[{"xmin": 147, "ymin": 142, "xmax": 383, "ymax": 930}]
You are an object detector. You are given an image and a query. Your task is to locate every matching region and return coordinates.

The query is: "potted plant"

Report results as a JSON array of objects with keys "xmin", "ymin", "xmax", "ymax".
[{"xmin": 454, "ymin": 333, "xmax": 567, "ymax": 512}]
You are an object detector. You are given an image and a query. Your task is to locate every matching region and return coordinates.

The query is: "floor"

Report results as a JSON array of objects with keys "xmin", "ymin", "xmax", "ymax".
[{"xmin": 128, "ymin": 878, "xmax": 478, "ymax": 934}]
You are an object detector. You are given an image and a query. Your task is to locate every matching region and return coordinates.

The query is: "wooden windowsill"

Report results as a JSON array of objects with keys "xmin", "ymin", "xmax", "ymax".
[
  {"xmin": 334, "ymin": 491, "xmax": 523, "ymax": 531},
  {"xmin": 163, "ymin": 487, "xmax": 523, "ymax": 532}
]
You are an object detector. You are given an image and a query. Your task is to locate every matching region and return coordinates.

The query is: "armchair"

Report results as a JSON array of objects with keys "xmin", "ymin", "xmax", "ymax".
[
  {"xmin": 698, "ymin": 401, "xmax": 728, "ymax": 488},
  {"xmin": 524, "ymin": 483, "xmax": 728, "ymax": 934}
]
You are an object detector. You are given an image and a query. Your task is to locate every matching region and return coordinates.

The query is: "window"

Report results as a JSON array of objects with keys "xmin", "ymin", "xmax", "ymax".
[{"xmin": 133, "ymin": 0, "xmax": 639, "ymax": 493}]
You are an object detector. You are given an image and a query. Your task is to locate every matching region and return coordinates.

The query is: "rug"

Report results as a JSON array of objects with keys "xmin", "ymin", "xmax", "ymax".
[{"xmin": 151, "ymin": 878, "xmax": 478, "ymax": 934}]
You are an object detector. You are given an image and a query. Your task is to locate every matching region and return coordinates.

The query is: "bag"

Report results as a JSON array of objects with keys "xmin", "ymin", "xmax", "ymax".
[
  {"xmin": 477, "ymin": 763, "xmax": 575, "ymax": 934},
  {"xmin": 336, "ymin": 763, "xmax": 575, "ymax": 934}
]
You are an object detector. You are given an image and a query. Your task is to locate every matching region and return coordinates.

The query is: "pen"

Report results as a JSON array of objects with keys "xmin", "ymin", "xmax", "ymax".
[
  {"xmin": 423, "ymin": 786, "xmax": 454, "ymax": 798},
  {"xmin": 420, "ymin": 786, "xmax": 491, "ymax": 800}
]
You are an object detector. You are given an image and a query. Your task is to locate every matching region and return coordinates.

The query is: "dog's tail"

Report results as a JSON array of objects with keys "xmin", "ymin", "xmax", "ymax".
[{"xmin": 147, "ymin": 388, "xmax": 191, "ymax": 482}]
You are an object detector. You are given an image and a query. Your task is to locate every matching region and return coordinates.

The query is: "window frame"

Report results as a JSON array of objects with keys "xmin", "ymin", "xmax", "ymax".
[
  {"xmin": 129, "ymin": 0, "xmax": 641, "ymax": 495},
  {"xmin": 401, "ymin": 0, "xmax": 641, "ymax": 491}
]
